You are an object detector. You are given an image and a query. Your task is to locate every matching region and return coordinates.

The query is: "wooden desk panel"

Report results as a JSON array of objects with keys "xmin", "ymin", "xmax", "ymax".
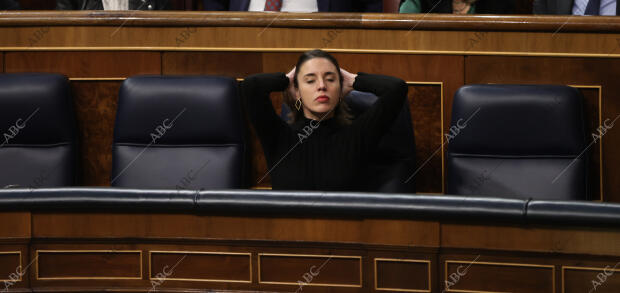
[
  {"xmin": 0, "ymin": 212, "xmax": 31, "ymax": 291},
  {"xmin": 441, "ymin": 223, "xmax": 620, "ymax": 256},
  {"xmin": 35, "ymin": 250, "xmax": 143, "ymax": 280},
  {"xmin": 563, "ymin": 264, "xmax": 620, "ymax": 293},
  {"xmin": 0, "ymin": 212, "xmax": 30, "ymax": 240},
  {"xmin": 0, "ymin": 248, "xmax": 28, "ymax": 291},
  {"xmin": 31, "ymin": 213, "xmax": 439, "ymax": 248},
  {"xmin": 4, "ymin": 211, "xmax": 614, "ymax": 292},
  {"xmin": 441, "ymin": 254, "xmax": 556, "ymax": 293}
]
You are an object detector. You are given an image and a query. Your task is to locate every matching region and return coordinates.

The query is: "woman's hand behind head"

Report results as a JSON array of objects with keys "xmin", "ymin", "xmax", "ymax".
[
  {"xmin": 285, "ymin": 67, "xmax": 297, "ymax": 104},
  {"xmin": 340, "ymin": 68, "xmax": 357, "ymax": 98},
  {"xmin": 286, "ymin": 67, "xmax": 296, "ymax": 85}
]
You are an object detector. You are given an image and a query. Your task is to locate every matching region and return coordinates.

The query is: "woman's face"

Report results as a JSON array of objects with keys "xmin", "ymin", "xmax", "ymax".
[{"xmin": 295, "ymin": 57, "xmax": 341, "ymax": 120}]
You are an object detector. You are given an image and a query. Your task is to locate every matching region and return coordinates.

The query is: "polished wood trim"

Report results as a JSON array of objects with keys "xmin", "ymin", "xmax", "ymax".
[
  {"xmin": 570, "ymin": 85, "xmax": 603, "ymax": 202},
  {"xmin": 561, "ymin": 265, "xmax": 620, "ymax": 293},
  {"xmin": 257, "ymin": 253, "xmax": 363, "ymax": 288},
  {"xmin": 0, "ymin": 251, "xmax": 22, "ymax": 282},
  {"xmin": 0, "ymin": 12, "xmax": 619, "ymax": 33},
  {"xmin": 444, "ymin": 260, "xmax": 555, "ymax": 293},
  {"xmin": 35, "ymin": 250, "xmax": 143, "ymax": 280},
  {"xmin": 374, "ymin": 258, "xmax": 431, "ymax": 292},
  {"xmin": 148, "ymin": 250, "xmax": 252, "ymax": 283}
]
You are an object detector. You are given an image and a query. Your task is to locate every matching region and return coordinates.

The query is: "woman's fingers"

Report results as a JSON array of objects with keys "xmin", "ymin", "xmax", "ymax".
[
  {"xmin": 286, "ymin": 67, "xmax": 296, "ymax": 80},
  {"xmin": 285, "ymin": 67, "xmax": 297, "ymax": 100},
  {"xmin": 340, "ymin": 68, "xmax": 355, "ymax": 97}
]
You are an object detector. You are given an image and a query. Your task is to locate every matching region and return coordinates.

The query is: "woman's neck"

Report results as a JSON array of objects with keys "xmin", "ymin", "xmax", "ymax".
[{"xmin": 303, "ymin": 108, "xmax": 336, "ymax": 121}]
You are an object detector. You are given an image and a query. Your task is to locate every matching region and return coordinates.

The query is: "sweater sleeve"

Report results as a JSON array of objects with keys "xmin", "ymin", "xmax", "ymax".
[
  {"xmin": 350, "ymin": 72, "xmax": 408, "ymax": 154},
  {"xmin": 240, "ymin": 72, "xmax": 290, "ymax": 151}
]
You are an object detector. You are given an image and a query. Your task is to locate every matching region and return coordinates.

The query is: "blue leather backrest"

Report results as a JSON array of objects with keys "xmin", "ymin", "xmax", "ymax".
[
  {"xmin": 111, "ymin": 75, "xmax": 246, "ymax": 189},
  {"xmin": 0, "ymin": 73, "xmax": 77, "ymax": 188},
  {"xmin": 447, "ymin": 84, "xmax": 588, "ymax": 200}
]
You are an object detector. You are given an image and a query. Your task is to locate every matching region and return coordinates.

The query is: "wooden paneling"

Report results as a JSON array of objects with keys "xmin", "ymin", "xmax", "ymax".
[
  {"xmin": 0, "ymin": 252, "xmax": 22, "ymax": 281},
  {"xmin": 150, "ymin": 251, "xmax": 251, "ymax": 283},
  {"xmin": 441, "ymin": 224, "xmax": 620, "ymax": 256},
  {"xmin": 1, "ymin": 14, "xmax": 620, "ymax": 56},
  {"xmin": 4, "ymin": 51, "xmax": 160, "ymax": 78},
  {"xmin": 6, "ymin": 211, "xmax": 620, "ymax": 292},
  {"xmin": 579, "ymin": 87, "xmax": 602, "ymax": 200},
  {"xmin": 563, "ymin": 265, "xmax": 620, "ymax": 293},
  {"xmin": 375, "ymin": 258, "xmax": 431, "ymax": 292},
  {"xmin": 35, "ymin": 250, "xmax": 142, "ymax": 280},
  {"xmin": 409, "ymin": 84, "xmax": 442, "ymax": 193},
  {"xmin": 465, "ymin": 56, "xmax": 620, "ymax": 202},
  {"xmin": 71, "ymin": 81, "xmax": 121, "ymax": 186},
  {"xmin": 0, "ymin": 213, "xmax": 30, "ymax": 290},
  {"xmin": 258, "ymin": 254, "xmax": 361, "ymax": 287},
  {"xmin": 443, "ymin": 259, "xmax": 554, "ymax": 293},
  {"xmin": 0, "ymin": 79, "xmax": 119, "ymax": 187},
  {"xmin": 31, "ymin": 213, "xmax": 439, "ymax": 247},
  {"xmin": 0, "ymin": 212, "xmax": 30, "ymax": 239},
  {"xmin": 0, "ymin": 247, "xmax": 30, "ymax": 290},
  {"xmin": 162, "ymin": 52, "xmax": 263, "ymax": 77}
]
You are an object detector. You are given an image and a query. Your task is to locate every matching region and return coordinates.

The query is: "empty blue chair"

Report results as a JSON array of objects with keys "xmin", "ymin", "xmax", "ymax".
[
  {"xmin": 447, "ymin": 85, "xmax": 588, "ymax": 200},
  {"xmin": 111, "ymin": 76, "xmax": 247, "ymax": 189},
  {"xmin": 0, "ymin": 73, "xmax": 78, "ymax": 188}
]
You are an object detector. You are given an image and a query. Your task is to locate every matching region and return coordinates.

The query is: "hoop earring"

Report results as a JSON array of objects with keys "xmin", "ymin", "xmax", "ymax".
[{"xmin": 295, "ymin": 98, "xmax": 302, "ymax": 111}]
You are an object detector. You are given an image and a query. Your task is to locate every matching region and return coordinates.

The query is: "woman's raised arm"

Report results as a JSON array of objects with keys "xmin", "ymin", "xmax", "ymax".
[
  {"xmin": 240, "ymin": 72, "xmax": 290, "ymax": 149},
  {"xmin": 349, "ymin": 72, "xmax": 408, "ymax": 153}
]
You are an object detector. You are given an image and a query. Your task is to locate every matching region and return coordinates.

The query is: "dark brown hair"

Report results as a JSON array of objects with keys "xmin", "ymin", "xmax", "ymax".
[{"xmin": 285, "ymin": 49, "xmax": 352, "ymax": 125}]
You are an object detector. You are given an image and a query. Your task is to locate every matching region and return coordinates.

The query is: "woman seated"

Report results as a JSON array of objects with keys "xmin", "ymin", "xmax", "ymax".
[{"xmin": 241, "ymin": 49, "xmax": 407, "ymax": 191}]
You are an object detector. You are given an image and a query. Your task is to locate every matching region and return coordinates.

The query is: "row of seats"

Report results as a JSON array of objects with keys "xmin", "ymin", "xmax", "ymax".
[{"xmin": 0, "ymin": 73, "xmax": 588, "ymax": 200}]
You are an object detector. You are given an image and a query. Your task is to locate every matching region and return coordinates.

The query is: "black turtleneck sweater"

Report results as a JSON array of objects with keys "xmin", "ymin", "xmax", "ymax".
[{"xmin": 241, "ymin": 72, "xmax": 407, "ymax": 191}]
